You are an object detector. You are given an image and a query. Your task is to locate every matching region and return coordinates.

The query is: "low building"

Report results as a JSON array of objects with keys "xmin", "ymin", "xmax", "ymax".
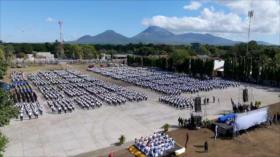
[
  {"xmin": 112, "ymin": 54, "xmax": 127, "ymax": 64},
  {"xmin": 100, "ymin": 53, "xmax": 111, "ymax": 61},
  {"xmin": 26, "ymin": 54, "xmax": 35, "ymax": 61},
  {"xmin": 197, "ymin": 55, "xmax": 210, "ymax": 61},
  {"xmin": 112, "ymin": 54, "xmax": 127, "ymax": 59},
  {"xmin": 34, "ymin": 52, "xmax": 55, "ymax": 60}
]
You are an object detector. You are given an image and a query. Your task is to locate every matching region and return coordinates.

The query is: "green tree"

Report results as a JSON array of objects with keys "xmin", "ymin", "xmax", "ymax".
[
  {"xmin": 3, "ymin": 45, "xmax": 15, "ymax": 62},
  {"xmin": 21, "ymin": 44, "xmax": 33, "ymax": 53},
  {"xmin": 0, "ymin": 47, "xmax": 5, "ymax": 61},
  {"xmin": 72, "ymin": 45, "xmax": 83, "ymax": 59},
  {"xmin": 0, "ymin": 89, "xmax": 19, "ymax": 126},
  {"xmin": 82, "ymin": 45, "xmax": 97, "ymax": 59},
  {"xmin": 170, "ymin": 48, "xmax": 190, "ymax": 72}
]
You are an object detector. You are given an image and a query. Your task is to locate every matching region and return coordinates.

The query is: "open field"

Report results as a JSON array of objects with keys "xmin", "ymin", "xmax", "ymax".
[{"xmin": 1, "ymin": 64, "xmax": 280, "ymax": 157}]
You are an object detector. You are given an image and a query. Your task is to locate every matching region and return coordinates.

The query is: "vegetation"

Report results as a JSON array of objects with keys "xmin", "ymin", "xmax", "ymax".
[
  {"xmin": 224, "ymin": 41, "xmax": 280, "ymax": 86},
  {"xmin": 202, "ymin": 119, "xmax": 213, "ymax": 128},
  {"xmin": 1, "ymin": 40, "xmax": 279, "ymax": 85},
  {"xmin": 255, "ymin": 101, "xmax": 262, "ymax": 108},
  {"xmin": 0, "ymin": 133, "xmax": 8, "ymax": 157},
  {"xmin": 0, "ymin": 45, "xmax": 19, "ymax": 156},
  {"xmin": 128, "ymin": 55, "xmax": 214, "ymax": 77},
  {"xmin": 162, "ymin": 123, "xmax": 170, "ymax": 132},
  {"xmin": 0, "ymin": 89, "xmax": 19, "ymax": 126},
  {"xmin": 0, "ymin": 41, "xmax": 99, "ymax": 59},
  {"xmin": 118, "ymin": 135, "xmax": 125, "ymax": 145}
]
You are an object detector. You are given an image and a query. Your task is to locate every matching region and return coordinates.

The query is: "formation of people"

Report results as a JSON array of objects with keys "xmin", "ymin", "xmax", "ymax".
[
  {"xmin": 47, "ymin": 98, "xmax": 75, "ymax": 113},
  {"xmin": 10, "ymin": 71, "xmax": 38, "ymax": 103},
  {"xmin": 134, "ymin": 132, "xmax": 175, "ymax": 157},
  {"xmin": 159, "ymin": 95, "xmax": 194, "ymax": 109},
  {"xmin": 28, "ymin": 69, "xmax": 147, "ymax": 114},
  {"xmin": 10, "ymin": 71, "xmax": 43, "ymax": 120},
  {"xmin": 17, "ymin": 102, "xmax": 43, "ymax": 120},
  {"xmin": 90, "ymin": 67, "xmax": 240, "ymax": 95}
]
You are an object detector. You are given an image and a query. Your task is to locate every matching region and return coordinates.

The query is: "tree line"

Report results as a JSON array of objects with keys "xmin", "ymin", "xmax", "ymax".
[
  {"xmin": 0, "ymin": 41, "xmax": 99, "ymax": 59},
  {"xmin": 127, "ymin": 50, "xmax": 214, "ymax": 77},
  {"xmin": 224, "ymin": 41, "xmax": 280, "ymax": 86},
  {"xmin": 1, "ymin": 41, "xmax": 280, "ymax": 85},
  {"xmin": 0, "ymin": 42, "xmax": 228, "ymax": 60}
]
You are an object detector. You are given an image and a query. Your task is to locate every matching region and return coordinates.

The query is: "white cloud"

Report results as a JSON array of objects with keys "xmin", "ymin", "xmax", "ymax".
[
  {"xmin": 143, "ymin": 8, "xmax": 246, "ymax": 34},
  {"xmin": 46, "ymin": 17, "xmax": 56, "ymax": 23},
  {"xmin": 183, "ymin": 1, "xmax": 202, "ymax": 10},
  {"xmin": 143, "ymin": 0, "xmax": 280, "ymax": 35},
  {"xmin": 222, "ymin": 0, "xmax": 280, "ymax": 34}
]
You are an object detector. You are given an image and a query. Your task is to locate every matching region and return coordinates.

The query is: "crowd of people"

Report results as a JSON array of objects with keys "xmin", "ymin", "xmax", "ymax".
[
  {"xmin": 28, "ymin": 69, "xmax": 147, "ymax": 113},
  {"xmin": 90, "ymin": 67, "xmax": 240, "ymax": 95},
  {"xmin": 159, "ymin": 95, "xmax": 194, "ymax": 109},
  {"xmin": 134, "ymin": 132, "xmax": 176, "ymax": 157}
]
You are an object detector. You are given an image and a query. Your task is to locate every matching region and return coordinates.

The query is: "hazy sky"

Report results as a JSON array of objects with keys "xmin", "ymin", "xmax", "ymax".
[{"xmin": 1, "ymin": 0, "xmax": 280, "ymax": 44}]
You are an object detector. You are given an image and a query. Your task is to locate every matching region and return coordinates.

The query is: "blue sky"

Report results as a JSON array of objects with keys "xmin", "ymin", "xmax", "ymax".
[{"xmin": 1, "ymin": 0, "xmax": 279, "ymax": 44}]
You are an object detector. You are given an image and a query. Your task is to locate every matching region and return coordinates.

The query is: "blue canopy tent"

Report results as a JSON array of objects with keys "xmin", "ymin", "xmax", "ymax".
[{"xmin": 218, "ymin": 113, "xmax": 236, "ymax": 123}]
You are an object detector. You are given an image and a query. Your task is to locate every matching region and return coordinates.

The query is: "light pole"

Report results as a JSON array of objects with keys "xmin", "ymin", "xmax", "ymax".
[
  {"xmin": 58, "ymin": 20, "xmax": 64, "ymax": 58},
  {"xmin": 247, "ymin": 10, "xmax": 254, "ymax": 55}
]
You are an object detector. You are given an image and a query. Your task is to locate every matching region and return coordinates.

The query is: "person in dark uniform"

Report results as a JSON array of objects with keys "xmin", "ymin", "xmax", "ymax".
[
  {"xmin": 185, "ymin": 132, "xmax": 189, "ymax": 149},
  {"xmin": 204, "ymin": 141, "xmax": 208, "ymax": 152}
]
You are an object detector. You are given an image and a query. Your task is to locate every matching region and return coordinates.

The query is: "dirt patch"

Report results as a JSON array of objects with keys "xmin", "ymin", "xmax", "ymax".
[
  {"xmin": 92, "ymin": 125, "xmax": 280, "ymax": 157},
  {"xmin": 269, "ymin": 102, "xmax": 280, "ymax": 115}
]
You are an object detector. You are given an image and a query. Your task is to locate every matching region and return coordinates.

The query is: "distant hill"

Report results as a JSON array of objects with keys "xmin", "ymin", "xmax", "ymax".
[
  {"xmin": 131, "ymin": 26, "xmax": 176, "ymax": 43},
  {"xmin": 175, "ymin": 33, "xmax": 237, "ymax": 45},
  {"xmin": 76, "ymin": 30, "xmax": 129, "ymax": 44},
  {"xmin": 74, "ymin": 26, "xmax": 272, "ymax": 45}
]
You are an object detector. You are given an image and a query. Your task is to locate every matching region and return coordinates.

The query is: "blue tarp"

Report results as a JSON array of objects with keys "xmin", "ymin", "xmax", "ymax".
[
  {"xmin": 218, "ymin": 113, "xmax": 236, "ymax": 123},
  {"xmin": 0, "ymin": 81, "xmax": 11, "ymax": 91}
]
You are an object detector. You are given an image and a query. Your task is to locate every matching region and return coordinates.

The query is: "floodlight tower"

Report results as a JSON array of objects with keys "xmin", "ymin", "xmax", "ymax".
[
  {"xmin": 58, "ymin": 20, "xmax": 64, "ymax": 58},
  {"xmin": 247, "ymin": 10, "xmax": 254, "ymax": 104},
  {"xmin": 247, "ymin": 10, "xmax": 254, "ymax": 55}
]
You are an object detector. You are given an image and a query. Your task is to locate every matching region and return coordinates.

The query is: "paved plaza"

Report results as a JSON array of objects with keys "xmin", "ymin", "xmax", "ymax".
[{"xmin": 1, "ymin": 69, "xmax": 280, "ymax": 157}]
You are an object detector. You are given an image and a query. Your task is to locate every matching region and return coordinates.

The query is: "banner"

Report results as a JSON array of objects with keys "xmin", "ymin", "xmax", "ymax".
[{"xmin": 234, "ymin": 107, "xmax": 268, "ymax": 132}]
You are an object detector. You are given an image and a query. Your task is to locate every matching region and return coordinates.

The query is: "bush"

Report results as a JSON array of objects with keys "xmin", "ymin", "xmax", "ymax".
[
  {"xmin": 255, "ymin": 101, "xmax": 261, "ymax": 108},
  {"xmin": 0, "ymin": 133, "xmax": 8, "ymax": 157},
  {"xmin": 0, "ymin": 90, "xmax": 19, "ymax": 127},
  {"xmin": 202, "ymin": 119, "xmax": 213, "ymax": 128},
  {"xmin": 119, "ymin": 135, "xmax": 125, "ymax": 145},
  {"xmin": 0, "ymin": 89, "xmax": 19, "ymax": 156},
  {"xmin": 162, "ymin": 123, "xmax": 170, "ymax": 132}
]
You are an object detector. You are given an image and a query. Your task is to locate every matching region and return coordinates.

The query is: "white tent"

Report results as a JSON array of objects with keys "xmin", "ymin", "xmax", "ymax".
[{"xmin": 234, "ymin": 107, "xmax": 268, "ymax": 132}]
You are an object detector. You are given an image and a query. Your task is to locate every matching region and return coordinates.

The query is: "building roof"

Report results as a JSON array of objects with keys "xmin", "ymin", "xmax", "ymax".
[
  {"xmin": 113, "ymin": 54, "xmax": 127, "ymax": 58},
  {"xmin": 197, "ymin": 55, "xmax": 210, "ymax": 59},
  {"xmin": 34, "ymin": 51, "xmax": 52, "ymax": 54}
]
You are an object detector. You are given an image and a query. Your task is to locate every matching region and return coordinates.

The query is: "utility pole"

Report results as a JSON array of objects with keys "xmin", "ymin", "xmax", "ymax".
[{"xmin": 58, "ymin": 20, "xmax": 64, "ymax": 58}]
